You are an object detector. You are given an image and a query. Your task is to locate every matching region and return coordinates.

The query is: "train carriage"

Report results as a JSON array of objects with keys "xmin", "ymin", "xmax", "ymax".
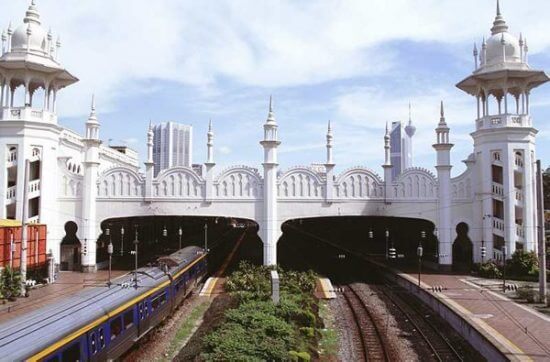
[{"xmin": 0, "ymin": 246, "xmax": 207, "ymax": 362}]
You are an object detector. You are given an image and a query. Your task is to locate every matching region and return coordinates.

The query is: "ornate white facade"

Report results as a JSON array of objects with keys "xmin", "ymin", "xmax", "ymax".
[{"xmin": 0, "ymin": 1, "xmax": 546, "ymax": 271}]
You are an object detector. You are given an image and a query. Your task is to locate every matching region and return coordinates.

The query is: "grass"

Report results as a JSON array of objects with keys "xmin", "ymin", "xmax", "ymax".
[
  {"xmin": 317, "ymin": 301, "xmax": 339, "ymax": 360},
  {"xmin": 165, "ymin": 300, "xmax": 210, "ymax": 359}
]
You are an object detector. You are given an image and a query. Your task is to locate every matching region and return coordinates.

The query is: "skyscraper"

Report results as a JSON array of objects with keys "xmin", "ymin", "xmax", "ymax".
[
  {"xmin": 389, "ymin": 107, "xmax": 416, "ymax": 180},
  {"xmin": 152, "ymin": 122, "xmax": 193, "ymax": 176}
]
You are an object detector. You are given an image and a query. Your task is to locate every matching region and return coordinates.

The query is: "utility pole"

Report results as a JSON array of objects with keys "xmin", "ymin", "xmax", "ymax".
[
  {"xmin": 20, "ymin": 159, "xmax": 30, "ymax": 296},
  {"xmin": 536, "ymin": 160, "xmax": 547, "ymax": 304}
]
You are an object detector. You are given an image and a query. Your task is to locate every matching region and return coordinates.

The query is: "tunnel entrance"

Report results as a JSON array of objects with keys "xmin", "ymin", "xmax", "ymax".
[
  {"xmin": 97, "ymin": 216, "xmax": 260, "ymax": 270},
  {"xmin": 278, "ymin": 216, "xmax": 438, "ymax": 274}
]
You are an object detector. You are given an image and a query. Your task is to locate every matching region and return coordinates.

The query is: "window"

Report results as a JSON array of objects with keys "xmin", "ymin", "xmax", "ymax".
[
  {"xmin": 124, "ymin": 310, "xmax": 134, "ymax": 329},
  {"xmin": 99, "ymin": 328, "xmax": 105, "ymax": 349},
  {"xmin": 62, "ymin": 340, "xmax": 81, "ymax": 361},
  {"xmin": 151, "ymin": 292, "xmax": 167, "ymax": 312},
  {"xmin": 110, "ymin": 317, "xmax": 122, "ymax": 341},
  {"xmin": 90, "ymin": 333, "xmax": 97, "ymax": 355}
]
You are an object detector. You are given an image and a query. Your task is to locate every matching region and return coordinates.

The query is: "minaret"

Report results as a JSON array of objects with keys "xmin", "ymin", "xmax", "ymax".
[
  {"xmin": 260, "ymin": 96, "xmax": 280, "ymax": 265},
  {"xmin": 382, "ymin": 122, "xmax": 393, "ymax": 203},
  {"xmin": 433, "ymin": 102, "xmax": 454, "ymax": 269},
  {"xmin": 204, "ymin": 120, "xmax": 215, "ymax": 202},
  {"xmin": 144, "ymin": 121, "xmax": 154, "ymax": 200},
  {"xmin": 403, "ymin": 102, "xmax": 416, "ymax": 169},
  {"xmin": 456, "ymin": 1, "xmax": 548, "ymax": 259},
  {"xmin": 81, "ymin": 96, "xmax": 101, "ymax": 272},
  {"xmin": 324, "ymin": 121, "xmax": 335, "ymax": 202}
]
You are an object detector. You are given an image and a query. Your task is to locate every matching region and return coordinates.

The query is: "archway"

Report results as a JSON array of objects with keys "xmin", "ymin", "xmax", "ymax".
[
  {"xmin": 452, "ymin": 222, "xmax": 473, "ymax": 271},
  {"xmin": 60, "ymin": 221, "xmax": 81, "ymax": 271}
]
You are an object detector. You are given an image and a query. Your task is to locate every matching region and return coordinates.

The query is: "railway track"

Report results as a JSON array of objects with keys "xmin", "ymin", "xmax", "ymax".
[
  {"xmin": 378, "ymin": 284, "xmax": 463, "ymax": 362},
  {"xmin": 340, "ymin": 284, "xmax": 389, "ymax": 361}
]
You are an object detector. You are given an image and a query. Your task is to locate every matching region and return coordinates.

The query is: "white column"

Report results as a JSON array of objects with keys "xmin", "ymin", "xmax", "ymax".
[
  {"xmin": 504, "ymin": 89, "xmax": 508, "ymax": 114},
  {"xmin": 436, "ymin": 161, "xmax": 453, "ymax": 267},
  {"xmin": 523, "ymin": 148, "xmax": 536, "ymax": 251},
  {"xmin": 479, "ymin": 151, "xmax": 494, "ymax": 259},
  {"xmin": 526, "ymin": 91, "xmax": 530, "ymax": 115},
  {"xmin": 81, "ymin": 142, "xmax": 100, "ymax": 272},
  {"xmin": 0, "ymin": 80, "xmax": 5, "ymax": 108},
  {"xmin": 476, "ymin": 95, "xmax": 480, "ymax": 119},
  {"xmin": 262, "ymin": 160, "xmax": 279, "ymax": 265},
  {"xmin": 52, "ymin": 88, "xmax": 57, "ymax": 113},
  {"xmin": 503, "ymin": 145, "xmax": 516, "ymax": 256}
]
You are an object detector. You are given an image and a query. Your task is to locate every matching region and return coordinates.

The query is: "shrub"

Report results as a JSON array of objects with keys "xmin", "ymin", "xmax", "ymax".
[
  {"xmin": 479, "ymin": 260, "xmax": 502, "ymax": 279},
  {"xmin": 516, "ymin": 286, "xmax": 538, "ymax": 303},
  {"xmin": 0, "ymin": 267, "xmax": 22, "ymax": 300},
  {"xmin": 289, "ymin": 350, "xmax": 311, "ymax": 361},
  {"xmin": 507, "ymin": 250, "xmax": 539, "ymax": 278}
]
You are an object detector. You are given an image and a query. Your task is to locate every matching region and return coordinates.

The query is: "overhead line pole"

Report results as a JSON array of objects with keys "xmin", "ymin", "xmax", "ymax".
[
  {"xmin": 536, "ymin": 160, "xmax": 547, "ymax": 305},
  {"xmin": 20, "ymin": 159, "xmax": 30, "ymax": 296}
]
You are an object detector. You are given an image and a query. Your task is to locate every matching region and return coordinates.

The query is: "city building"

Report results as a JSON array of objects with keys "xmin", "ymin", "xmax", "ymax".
[
  {"xmin": 389, "ymin": 106, "xmax": 416, "ymax": 180},
  {"xmin": 0, "ymin": 1, "xmax": 546, "ymax": 272},
  {"xmin": 152, "ymin": 122, "xmax": 193, "ymax": 176}
]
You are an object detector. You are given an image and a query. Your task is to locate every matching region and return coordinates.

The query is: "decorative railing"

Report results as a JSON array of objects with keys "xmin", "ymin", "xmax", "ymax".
[
  {"xmin": 493, "ymin": 217, "xmax": 505, "ymax": 232},
  {"xmin": 516, "ymin": 224, "xmax": 524, "ymax": 238},
  {"xmin": 492, "ymin": 182, "xmax": 504, "ymax": 197},
  {"xmin": 515, "ymin": 188, "xmax": 523, "ymax": 203},
  {"xmin": 29, "ymin": 179, "xmax": 41, "ymax": 193},
  {"xmin": 0, "ymin": 107, "xmax": 56, "ymax": 123},
  {"xmin": 7, "ymin": 149, "xmax": 17, "ymax": 163},
  {"xmin": 6, "ymin": 186, "xmax": 16, "ymax": 202},
  {"xmin": 514, "ymin": 155, "xmax": 524, "ymax": 168},
  {"xmin": 476, "ymin": 114, "xmax": 531, "ymax": 130}
]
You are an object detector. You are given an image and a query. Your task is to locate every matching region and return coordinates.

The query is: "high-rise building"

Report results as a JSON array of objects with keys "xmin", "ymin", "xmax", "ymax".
[
  {"xmin": 152, "ymin": 122, "xmax": 192, "ymax": 176},
  {"xmin": 389, "ymin": 106, "xmax": 416, "ymax": 180}
]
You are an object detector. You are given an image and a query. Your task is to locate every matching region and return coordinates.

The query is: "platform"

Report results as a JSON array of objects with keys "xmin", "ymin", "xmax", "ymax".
[
  {"xmin": 0, "ymin": 270, "xmax": 127, "ymax": 324},
  {"xmin": 388, "ymin": 266, "xmax": 550, "ymax": 361}
]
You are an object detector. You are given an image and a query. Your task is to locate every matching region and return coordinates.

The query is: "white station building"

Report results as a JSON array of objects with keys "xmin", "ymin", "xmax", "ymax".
[{"xmin": 0, "ymin": 1, "xmax": 547, "ymax": 272}]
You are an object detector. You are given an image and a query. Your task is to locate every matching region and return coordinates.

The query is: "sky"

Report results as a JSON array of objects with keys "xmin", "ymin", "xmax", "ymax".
[{"xmin": 2, "ymin": 0, "xmax": 550, "ymax": 177}]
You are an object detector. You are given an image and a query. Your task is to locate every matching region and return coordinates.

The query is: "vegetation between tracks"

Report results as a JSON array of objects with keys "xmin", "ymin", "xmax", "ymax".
[
  {"xmin": 166, "ymin": 300, "xmax": 210, "ymax": 358},
  {"xmin": 200, "ymin": 261, "xmax": 320, "ymax": 361}
]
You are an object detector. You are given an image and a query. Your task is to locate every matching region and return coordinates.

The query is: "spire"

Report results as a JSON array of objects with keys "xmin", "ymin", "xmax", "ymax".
[
  {"xmin": 327, "ymin": 120, "xmax": 332, "ymax": 135},
  {"xmin": 439, "ymin": 100, "xmax": 446, "ymax": 125},
  {"xmin": 266, "ymin": 95, "xmax": 276, "ymax": 125},
  {"xmin": 405, "ymin": 102, "xmax": 416, "ymax": 137},
  {"xmin": 326, "ymin": 120, "xmax": 333, "ymax": 165},
  {"xmin": 436, "ymin": 101, "xmax": 450, "ymax": 145},
  {"xmin": 88, "ymin": 94, "xmax": 97, "ymax": 122},
  {"xmin": 384, "ymin": 121, "xmax": 391, "ymax": 166},
  {"xmin": 208, "ymin": 119, "xmax": 213, "ymax": 133},
  {"xmin": 24, "ymin": 0, "xmax": 41, "ymax": 26},
  {"xmin": 148, "ymin": 120, "xmax": 153, "ymax": 133},
  {"xmin": 491, "ymin": 0, "xmax": 509, "ymax": 35}
]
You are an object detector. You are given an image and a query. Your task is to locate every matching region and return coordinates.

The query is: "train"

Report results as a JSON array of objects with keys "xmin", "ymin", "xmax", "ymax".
[{"xmin": 0, "ymin": 245, "xmax": 208, "ymax": 361}]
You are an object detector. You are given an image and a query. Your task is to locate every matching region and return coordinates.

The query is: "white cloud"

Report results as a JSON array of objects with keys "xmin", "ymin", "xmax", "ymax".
[{"xmin": 2, "ymin": 0, "xmax": 549, "ymax": 118}]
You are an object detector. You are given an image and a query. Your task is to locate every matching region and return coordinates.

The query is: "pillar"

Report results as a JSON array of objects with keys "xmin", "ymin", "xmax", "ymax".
[
  {"xmin": 503, "ymin": 145, "xmax": 516, "ymax": 256},
  {"xmin": 523, "ymin": 148, "xmax": 536, "ymax": 251}
]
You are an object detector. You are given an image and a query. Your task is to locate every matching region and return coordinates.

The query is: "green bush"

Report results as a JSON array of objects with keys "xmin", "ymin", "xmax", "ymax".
[
  {"xmin": 0, "ymin": 267, "xmax": 22, "ymax": 300},
  {"xmin": 516, "ymin": 286, "xmax": 538, "ymax": 303},
  {"xmin": 507, "ymin": 250, "xmax": 539, "ymax": 278},
  {"xmin": 202, "ymin": 300, "xmax": 294, "ymax": 361},
  {"xmin": 479, "ymin": 260, "xmax": 502, "ymax": 279},
  {"xmin": 289, "ymin": 350, "xmax": 311, "ymax": 361}
]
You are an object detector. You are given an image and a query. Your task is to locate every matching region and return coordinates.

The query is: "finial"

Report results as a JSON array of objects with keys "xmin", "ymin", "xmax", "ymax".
[
  {"xmin": 269, "ymin": 95, "xmax": 273, "ymax": 112},
  {"xmin": 408, "ymin": 102, "xmax": 412, "ymax": 123},
  {"xmin": 1, "ymin": 30, "xmax": 6, "ymax": 42},
  {"xmin": 496, "ymin": 0, "xmax": 501, "ymax": 16},
  {"xmin": 208, "ymin": 119, "xmax": 213, "ymax": 132},
  {"xmin": 385, "ymin": 121, "xmax": 390, "ymax": 137},
  {"xmin": 500, "ymin": 32, "xmax": 505, "ymax": 45},
  {"xmin": 26, "ymin": 24, "xmax": 32, "ymax": 36},
  {"xmin": 7, "ymin": 21, "xmax": 12, "ymax": 34},
  {"xmin": 266, "ymin": 95, "xmax": 276, "ymax": 124},
  {"xmin": 91, "ymin": 94, "xmax": 96, "ymax": 112},
  {"xmin": 440, "ymin": 101, "xmax": 445, "ymax": 118},
  {"xmin": 491, "ymin": 0, "xmax": 508, "ymax": 35},
  {"xmin": 473, "ymin": 42, "xmax": 478, "ymax": 55},
  {"xmin": 47, "ymin": 27, "xmax": 52, "ymax": 40},
  {"xmin": 56, "ymin": 35, "xmax": 61, "ymax": 48},
  {"xmin": 327, "ymin": 120, "xmax": 332, "ymax": 135}
]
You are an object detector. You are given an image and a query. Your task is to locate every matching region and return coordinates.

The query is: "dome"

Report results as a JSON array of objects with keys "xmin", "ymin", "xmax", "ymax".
[
  {"xmin": 485, "ymin": 32, "xmax": 521, "ymax": 65},
  {"xmin": 10, "ymin": 2, "xmax": 48, "ymax": 54}
]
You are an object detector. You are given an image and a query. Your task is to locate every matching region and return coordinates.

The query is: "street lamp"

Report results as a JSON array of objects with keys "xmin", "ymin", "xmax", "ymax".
[
  {"xmin": 417, "ymin": 231, "xmax": 426, "ymax": 286},
  {"xmin": 385, "ymin": 229, "xmax": 389, "ymax": 260},
  {"xmin": 120, "ymin": 226, "xmax": 124, "ymax": 257},
  {"xmin": 502, "ymin": 245, "xmax": 507, "ymax": 292},
  {"xmin": 132, "ymin": 225, "xmax": 139, "ymax": 288},
  {"xmin": 105, "ymin": 227, "xmax": 113, "ymax": 287},
  {"xmin": 178, "ymin": 226, "xmax": 183, "ymax": 250},
  {"xmin": 204, "ymin": 223, "xmax": 208, "ymax": 252},
  {"xmin": 480, "ymin": 239, "xmax": 486, "ymax": 264}
]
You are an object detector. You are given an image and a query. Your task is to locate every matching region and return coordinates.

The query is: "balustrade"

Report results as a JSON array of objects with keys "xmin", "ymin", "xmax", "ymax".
[
  {"xmin": 6, "ymin": 186, "xmax": 16, "ymax": 202},
  {"xmin": 476, "ymin": 114, "xmax": 531, "ymax": 130},
  {"xmin": 492, "ymin": 182, "xmax": 504, "ymax": 197}
]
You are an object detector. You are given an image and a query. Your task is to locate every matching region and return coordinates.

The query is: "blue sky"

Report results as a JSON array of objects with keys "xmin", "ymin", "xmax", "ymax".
[{"xmin": 2, "ymin": 0, "xmax": 550, "ymax": 176}]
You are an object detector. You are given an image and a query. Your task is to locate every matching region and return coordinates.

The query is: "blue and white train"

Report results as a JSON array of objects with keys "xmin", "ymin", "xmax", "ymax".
[{"xmin": 0, "ymin": 246, "xmax": 208, "ymax": 361}]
